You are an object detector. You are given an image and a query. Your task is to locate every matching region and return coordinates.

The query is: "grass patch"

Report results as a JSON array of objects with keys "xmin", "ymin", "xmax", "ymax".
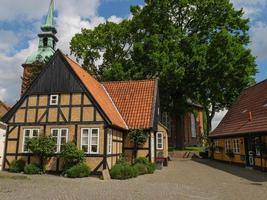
[
  {"xmin": 184, "ymin": 146, "xmax": 205, "ymax": 152},
  {"xmin": 169, "ymin": 146, "xmax": 205, "ymax": 152}
]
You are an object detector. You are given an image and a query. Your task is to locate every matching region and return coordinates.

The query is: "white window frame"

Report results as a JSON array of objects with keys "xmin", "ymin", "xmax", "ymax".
[
  {"xmin": 81, "ymin": 128, "xmax": 100, "ymax": 154},
  {"xmin": 22, "ymin": 129, "xmax": 40, "ymax": 152},
  {"xmin": 51, "ymin": 128, "xmax": 68, "ymax": 153},
  {"xmin": 50, "ymin": 94, "xmax": 59, "ymax": 105},
  {"xmin": 156, "ymin": 132, "xmax": 163, "ymax": 150},
  {"xmin": 225, "ymin": 139, "xmax": 232, "ymax": 152},
  {"xmin": 190, "ymin": 113, "xmax": 197, "ymax": 138},
  {"xmin": 214, "ymin": 140, "xmax": 220, "ymax": 153},
  {"xmin": 107, "ymin": 130, "xmax": 112, "ymax": 154},
  {"xmin": 232, "ymin": 139, "xmax": 240, "ymax": 154}
]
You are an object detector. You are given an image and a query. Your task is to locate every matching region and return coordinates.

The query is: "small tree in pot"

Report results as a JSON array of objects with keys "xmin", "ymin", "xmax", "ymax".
[{"xmin": 128, "ymin": 129, "xmax": 148, "ymax": 163}]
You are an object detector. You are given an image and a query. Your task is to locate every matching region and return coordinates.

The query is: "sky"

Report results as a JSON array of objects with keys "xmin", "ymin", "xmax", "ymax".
[{"xmin": 0, "ymin": 0, "xmax": 266, "ymax": 129}]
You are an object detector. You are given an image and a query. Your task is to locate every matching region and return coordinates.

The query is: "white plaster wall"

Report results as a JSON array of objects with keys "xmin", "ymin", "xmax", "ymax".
[{"xmin": 0, "ymin": 128, "xmax": 6, "ymax": 170}]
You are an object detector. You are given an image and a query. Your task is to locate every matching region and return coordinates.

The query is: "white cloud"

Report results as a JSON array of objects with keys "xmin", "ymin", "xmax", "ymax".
[
  {"xmin": 108, "ymin": 15, "xmax": 123, "ymax": 23},
  {"xmin": 211, "ymin": 110, "xmax": 228, "ymax": 131},
  {"xmin": 231, "ymin": 0, "xmax": 267, "ymax": 19},
  {"xmin": 0, "ymin": 30, "xmax": 19, "ymax": 54},
  {"xmin": 250, "ymin": 22, "xmax": 267, "ymax": 60}
]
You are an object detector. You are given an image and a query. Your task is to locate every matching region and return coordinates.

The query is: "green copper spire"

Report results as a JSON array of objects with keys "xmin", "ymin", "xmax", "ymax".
[
  {"xmin": 25, "ymin": 0, "xmax": 58, "ymax": 64},
  {"xmin": 45, "ymin": 0, "xmax": 54, "ymax": 27}
]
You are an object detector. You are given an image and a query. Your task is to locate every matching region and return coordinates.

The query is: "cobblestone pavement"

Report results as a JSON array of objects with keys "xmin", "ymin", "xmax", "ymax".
[{"xmin": 1, "ymin": 158, "xmax": 267, "ymax": 200}]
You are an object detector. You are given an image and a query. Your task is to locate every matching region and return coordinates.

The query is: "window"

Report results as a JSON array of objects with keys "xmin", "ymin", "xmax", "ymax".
[
  {"xmin": 50, "ymin": 95, "xmax": 59, "ymax": 105},
  {"xmin": 225, "ymin": 139, "xmax": 232, "ymax": 152},
  {"xmin": 23, "ymin": 129, "xmax": 39, "ymax": 152},
  {"xmin": 51, "ymin": 128, "xmax": 68, "ymax": 153},
  {"xmin": 81, "ymin": 128, "xmax": 99, "ymax": 154},
  {"xmin": 107, "ymin": 130, "xmax": 112, "ymax": 154},
  {"xmin": 190, "ymin": 113, "xmax": 197, "ymax": 138},
  {"xmin": 43, "ymin": 37, "xmax": 48, "ymax": 47},
  {"xmin": 156, "ymin": 132, "xmax": 163, "ymax": 150},
  {"xmin": 232, "ymin": 139, "xmax": 240, "ymax": 154},
  {"xmin": 214, "ymin": 140, "xmax": 220, "ymax": 153}
]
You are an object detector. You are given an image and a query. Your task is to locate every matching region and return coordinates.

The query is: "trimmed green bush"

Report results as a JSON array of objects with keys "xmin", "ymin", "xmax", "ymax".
[
  {"xmin": 24, "ymin": 164, "xmax": 41, "ymax": 174},
  {"xmin": 147, "ymin": 163, "xmax": 156, "ymax": 174},
  {"xmin": 110, "ymin": 163, "xmax": 138, "ymax": 179},
  {"xmin": 134, "ymin": 163, "xmax": 148, "ymax": 175},
  {"xmin": 9, "ymin": 159, "xmax": 26, "ymax": 173},
  {"xmin": 60, "ymin": 143, "xmax": 85, "ymax": 171},
  {"xmin": 135, "ymin": 157, "xmax": 149, "ymax": 165},
  {"xmin": 64, "ymin": 163, "xmax": 91, "ymax": 178}
]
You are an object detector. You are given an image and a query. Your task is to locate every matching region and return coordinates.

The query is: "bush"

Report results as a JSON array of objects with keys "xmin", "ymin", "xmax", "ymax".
[
  {"xmin": 135, "ymin": 157, "xmax": 149, "ymax": 165},
  {"xmin": 147, "ymin": 163, "xmax": 156, "ymax": 174},
  {"xmin": 116, "ymin": 156, "xmax": 128, "ymax": 165},
  {"xmin": 24, "ymin": 164, "xmax": 41, "ymax": 174},
  {"xmin": 60, "ymin": 143, "xmax": 85, "ymax": 170},
  {"xmin": 134, "ymin": 163, "xmax": 148, "ymax": 175},
  {"xmin": 110, "ymin": 163, "xmax": 138, "ymax": 180},
  {"xmin": 9, "ymin": 159, "xmax": 26, "ymax": 173},
  {"xmin": 64, "ymin": 163, "xmax": 91, "ymax": 178}
]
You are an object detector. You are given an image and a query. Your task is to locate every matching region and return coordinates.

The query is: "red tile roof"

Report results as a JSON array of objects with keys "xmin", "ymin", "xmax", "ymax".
[
  {"xmin": 64, "ymin": 55, "xmax": 128, "ymax": 129},
  {"xmin": 210, "ymin": 80, "xmax": 267, "ymax": 137},
  {"xmin": 103, "ymin": 80, "xmax": 157, "ymax": 129}
]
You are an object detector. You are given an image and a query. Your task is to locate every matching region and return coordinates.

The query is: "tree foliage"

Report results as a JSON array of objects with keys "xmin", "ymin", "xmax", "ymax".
[
  {"xmin": 27, "ymin": 136, "xmax": 56, "ymax": 171},
  {"xmin": 128, "ymin": 129, "xmax": 148, "ymax": 161},
  {"xmin": 70, "ymin": 0, "xmax": 256, "ymax": 134}
]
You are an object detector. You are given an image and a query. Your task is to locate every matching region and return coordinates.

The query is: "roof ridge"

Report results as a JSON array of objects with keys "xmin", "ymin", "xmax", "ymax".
[
  {"xmin": 242, "ymin": 79, "xmax": 267, "ymax": 92},
  {"xmin": 102, "ymin": 79, "xmax": 156, "ymax": 84},
  {"xmin": 102, "ymin": 84, "xmax": 129, "ymax": 129}
]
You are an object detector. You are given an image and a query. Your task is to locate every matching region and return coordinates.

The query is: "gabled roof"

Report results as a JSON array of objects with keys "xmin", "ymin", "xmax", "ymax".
[
  {"xmin": 63, "ymin": 54, "xmax": 128, "ymax": 130},
  {"xmin": 102, "ymin": 79, "xmax": 158, "ymax": 129},
  {"xmin": 3, "ymin": 50, "xmax": 158, "ymax": 131},
  {"xmin": 210, "ymin": 80, "xmax": 267, "ymax": 138}
]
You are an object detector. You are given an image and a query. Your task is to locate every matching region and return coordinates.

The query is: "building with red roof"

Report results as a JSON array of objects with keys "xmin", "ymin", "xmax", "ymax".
[{"xmin": 210, "ymin": 80, "xmax": 267, "ymax": 170}]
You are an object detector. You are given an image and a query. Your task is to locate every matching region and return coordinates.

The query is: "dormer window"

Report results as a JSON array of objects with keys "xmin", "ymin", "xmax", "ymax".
[
  {"xmin": 50, "ymin": 95, "xmax": 59, "ymax": 105},
  {"xmin": 43, "ymin": 37, "xmax": 48, "ymax": 47}
]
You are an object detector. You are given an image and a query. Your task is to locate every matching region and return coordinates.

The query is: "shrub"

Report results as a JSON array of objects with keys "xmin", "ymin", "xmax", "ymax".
[
  {"xmin": 116, "ymin": 156, "xmax": 128, "ymax": 165},
  {"xmin": 134, "ymin": 163, "xmax": 148, "ymax": 175},
  {"xmin": 135, "ymin": 157, "xmax": 149, "ymax": 165},
  {"xmin": 147, "ymin": 163, "xmax": 156, "ymax": 174},
  {"xmin": 60, "ymin": 143, "xmax": 85, "ymax": 171},
  {"xmin": 9, "ymin": 159, "xmax": 26, "ymax": 173},
  {"xmin": 27, "ymin": 136, "xmax": 56, "ymax": 171},
  {"xmin": 24, "ymin": 164, "xmax": 40, "ymax": 174},
  {"xmin": 64, "ymin": 163, "xmax": 91, "ymax": 178},
  {"xmin": 110, "ymin": 163, "xmax": 138, "ymax": 180}
]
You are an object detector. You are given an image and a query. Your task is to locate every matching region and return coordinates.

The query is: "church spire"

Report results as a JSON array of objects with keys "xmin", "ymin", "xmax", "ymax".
[
  {"xmin": 45, "ymin": 0, "xmax": 54, "ymax": 27},
  {"xmin": 24, "ymin": 0, "xmax": 58, "ymax": 65},
  {"xmin": 41, "ymin": 0, "xmax": 57, "ymax": 34}
]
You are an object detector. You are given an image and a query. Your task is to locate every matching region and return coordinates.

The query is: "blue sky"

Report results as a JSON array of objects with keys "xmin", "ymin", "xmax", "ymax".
[{"xmin": 0, "ymin": 0, "xmax": 266, "ymax": 128}]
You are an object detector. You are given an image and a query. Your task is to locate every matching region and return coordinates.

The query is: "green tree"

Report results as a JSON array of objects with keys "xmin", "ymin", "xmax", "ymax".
[
  {"xmin": 27, "ymin": 136, "xmax": 56, "ymax": 172},
  {"xmin": 70, "ymin": 0, "xmax": 256, "ymax": 134},
  {"xmin": 128, "ymin": 129, "xmax": 148, "ymax": 162}
]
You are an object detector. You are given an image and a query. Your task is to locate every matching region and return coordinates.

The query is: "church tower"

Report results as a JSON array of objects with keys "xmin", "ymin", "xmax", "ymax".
[{"xmin": 21, "ymin": 0, "xmax": 58, "ymax": 95}]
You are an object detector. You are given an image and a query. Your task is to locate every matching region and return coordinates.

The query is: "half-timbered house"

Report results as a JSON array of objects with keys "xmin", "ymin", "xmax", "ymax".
[
  {"xmin": 1, "ymin": 1, "xmax": 168, "ymax": 174},
  {"xmin": 210, "ymin": 80, "xmax": 267, "ymax": 171}
]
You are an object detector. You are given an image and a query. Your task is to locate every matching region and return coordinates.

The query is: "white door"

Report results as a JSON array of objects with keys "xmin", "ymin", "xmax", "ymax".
[{"xmin": 151, "ymin": 134, "xmax": 155, "ymax": 162}]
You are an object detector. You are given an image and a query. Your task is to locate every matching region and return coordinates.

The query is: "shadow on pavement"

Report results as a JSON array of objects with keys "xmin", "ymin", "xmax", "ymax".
[{"xmin": 192, "ymin": 158, "xmax": 267, "ymax": 183}]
